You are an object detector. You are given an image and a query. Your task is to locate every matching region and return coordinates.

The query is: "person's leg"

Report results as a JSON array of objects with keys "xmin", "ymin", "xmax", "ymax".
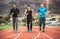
[
  {"xmin": 12, "ymin": 18, "xmax": 16, "ymax": 32},
  {"xmin": 42, "ymin": 17, "xmax": 46, "ymax": 32},
  {"xmin": 15, "ymin": 17, "xmax": 18, "ymax": 32},
  {"xmin": 39, "ymin": 18, "xmax": 43, "ymax": 30},
  {"xmin": 30, "ymin": 18, "xmax": 32, "ymax": 32},
  {"xmin": 27, "ymin": 17, "xmax": 29, "ymax": 31},
  {"xmin": 30, "ymin": 20, "xmax": 32, "ymax": 30}
]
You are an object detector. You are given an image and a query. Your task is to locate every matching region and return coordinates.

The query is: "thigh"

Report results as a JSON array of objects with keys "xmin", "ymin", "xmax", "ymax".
[
  {"xmin": 27, "ymin": 17, "xmax": 31, "ymax": 22},
  {"xmin": 42, "ymin": 18, "xmax": 46, "ymax": 24},
  {"xmin": 30, "ymin": 17, "xmax": 32, "ymax": 22},
  {"xmin": 15, "ymin": 17, "xmax": 18, "ymax": 22},
  {"xmin": 27, "ymin": 18, "xmax": 29, "ymax": 23},
  {"xmin": 40, "ymin": 18, "xmax": 43, "ymax": 24},
  {"xmin": 12, "ymin": 18, "xmax": 16, "ymax": 23}
]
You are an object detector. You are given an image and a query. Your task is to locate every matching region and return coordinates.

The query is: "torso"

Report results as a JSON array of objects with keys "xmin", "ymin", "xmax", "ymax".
[
  {"xmin": 12, "ymin": 8, "xmax": 19, "ymax": 17},
  {"xmin": 26, "ymin": 9, "xmax": 32, "ymax": 17}
]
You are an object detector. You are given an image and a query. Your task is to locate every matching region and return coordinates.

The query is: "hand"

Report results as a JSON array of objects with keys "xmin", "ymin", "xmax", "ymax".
[
  {"xmin": 39, "ymin": 13, "xmax": 41, "ymax": 16},
  {"xmin": 11, "ymin": 13, "xmax": 14, "ymax": 15},
  {"xmin": 25, "ymin": 13, "xmax": 29, "ymax": 17},
  {"xmin": 26, "ymin": 13, "xmax": 29, "ymax": 15},
  {"xmin": 24, "ymin": 14, "xmax": 27, "ymax": 17},
  {"xmin": 24, "ymin": 13, "xmax": 29, "ymax": 17},
  {"xmin": 32, "ymin": 14, "xmax": 34, "ymax": 16},
  {"xmin": 32, "ymin": 15, "xmax": 34, "ymax": 17}
]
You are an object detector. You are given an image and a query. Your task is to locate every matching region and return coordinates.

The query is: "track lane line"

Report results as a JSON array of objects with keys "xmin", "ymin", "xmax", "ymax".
[
  {"xmin": 33, "ymin": 29, "xmax": 40, "ymax": 39},
  {"xmin": 33, "ymin": 27, "xmax": 53, "ymax": 39},
  {"xmin": 41, "ymin": 33, "xmax": 53, "ymax": 39},
  {"xmin": 33, "ymin": 27, "xmax": 60, "ymax": 33},
  {"xmin": 14, "ymin": 27, "xmax": 26, "ymax": 39},
  {"xmin": 3, "ymin": 28, "xmax": 23, "ymax": 38},
  {"xmin": 0, "ymin": 27, "xmax": 24, "ymax": 34}
]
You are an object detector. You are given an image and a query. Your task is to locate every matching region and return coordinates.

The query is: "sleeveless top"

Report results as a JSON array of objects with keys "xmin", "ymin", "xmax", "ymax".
[{"xmin": 26, "ymin": 9, "xmax": 32, "ymax": 17}]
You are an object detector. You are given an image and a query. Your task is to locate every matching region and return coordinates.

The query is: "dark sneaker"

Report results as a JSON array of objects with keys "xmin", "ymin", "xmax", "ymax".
[
  {"xmin": 42, "ymin": 30, "xmax": 45, "ymax": 32},
  {"xmin": 40, "ymin": 28, "xmax": 41, "ymax": 30}
]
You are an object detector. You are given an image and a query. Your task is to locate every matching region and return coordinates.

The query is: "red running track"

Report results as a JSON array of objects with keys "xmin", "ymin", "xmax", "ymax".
[{"xmin": 0, "ymin": 26, "xmax": 60, "ymax": 39}]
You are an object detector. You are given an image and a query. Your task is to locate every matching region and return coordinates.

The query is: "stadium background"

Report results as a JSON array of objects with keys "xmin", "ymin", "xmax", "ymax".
[{"xmin": 0, "ymin": 0, "xmax": 60, "ymax": 30}]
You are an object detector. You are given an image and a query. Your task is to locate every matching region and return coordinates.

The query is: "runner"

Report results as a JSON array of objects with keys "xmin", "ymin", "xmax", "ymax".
[
  {"xmin": 38, "ymin": 4, "xmax": 48, "ymax": 32},
  {"xmin": 24, "ymin": 5, "xmax": 34, "ymax": 32},
  {"xmin": 10, "ymin": 4, "xmax": 20, "ymax": 32}
]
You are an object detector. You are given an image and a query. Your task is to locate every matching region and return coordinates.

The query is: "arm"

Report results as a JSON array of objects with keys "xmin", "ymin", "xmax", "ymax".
[
  {"xmin": 31, "ymin": 9, "xmax": 34, "ymax": 16},
  {"xmin": 10, "ymin": 9, "xmax": 12, "ymax": 15},
  {"xmin": 38, "ymin": 8, "xmax": 41, "ymax": 15},
  {"xmin": 17, "ymin": 9, "xmax": 20, "ymax": 17},
  {"xmin": 10, "ymin": 9, "xmax": 14, "ymax": 17},
  {"xmin": 24, "ymin": 9, "xmax": 27, "ymax": 17},
  {"xmin": 45, "ymin": 8, "xmax": 50, "ymax": 15}
]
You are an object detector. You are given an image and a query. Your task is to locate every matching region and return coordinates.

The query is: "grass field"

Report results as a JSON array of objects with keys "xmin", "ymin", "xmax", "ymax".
[
  {"xmin": 0, "ymin": 23, "xmax": 60, "ymax": 31},
  {"xmin": 0, "ymin": 24, "xmax": 12, "ymax": 30}
]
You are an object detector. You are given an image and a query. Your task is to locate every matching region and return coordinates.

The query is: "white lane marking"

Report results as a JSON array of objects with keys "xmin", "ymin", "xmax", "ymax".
[
  {"xmin": 0, "ymin": 27, "xmax": 23, "ymax": 34},
  {"xmin": 15, "ymin": 27, "xmax": 26, "ymax": 39},
  {"xmin": 33, "ymin": 27, "xmax": 53, "ymax": 39},
  {"xmin": 33, "ymin": 29, "xmax": 40, "ymax": 39},
  {"xmin": 3, "ymin": 27, "xmax": 24, "ymax": 38},
  {"xmin": 34, "ymin": 26, "xmax": 60, "ymax": 33},
  {"xmin": 41, "ymin": 33, "xmax": 53, "ymax": 39}
]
